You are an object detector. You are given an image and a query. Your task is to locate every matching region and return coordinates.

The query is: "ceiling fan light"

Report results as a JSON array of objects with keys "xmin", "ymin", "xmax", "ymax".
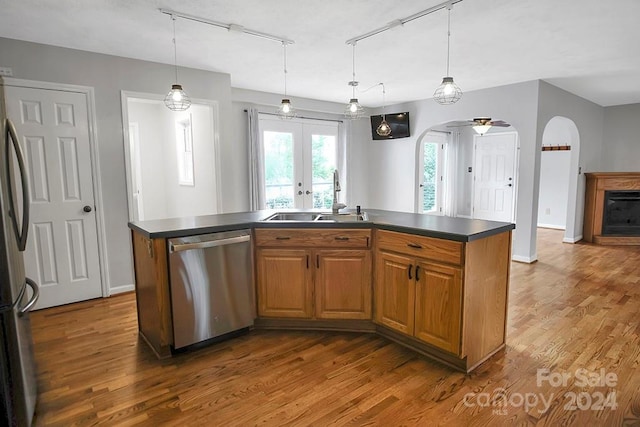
[
  {"xmin": 345, "ymin": 98, "xmax": 365, "ymax": 119},
  {"xmin": 434, "ymin": 77, "xmax": 462, "ymax": 105},
  {"xmin": 376, "ymin": 118, "xmax": 392, "ymax": 137},
  {"xmin": 164, "ymin": 84, "xmax": 191, "ymax": 111},
  {"xmin": 472, "ymin": 124, "xmax": 492, "ymax": 135},
  {"xmin": 277, "ymin": 98, "xmax": 296, "ymax": 119}
]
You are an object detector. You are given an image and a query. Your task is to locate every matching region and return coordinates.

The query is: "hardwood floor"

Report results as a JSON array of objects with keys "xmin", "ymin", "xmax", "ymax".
[{"xmin": 30, "ymin": 229, "xmax": 640, "ymax": 426}]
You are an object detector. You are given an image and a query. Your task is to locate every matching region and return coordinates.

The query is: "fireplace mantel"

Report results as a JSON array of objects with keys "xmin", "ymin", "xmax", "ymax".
[{"xmin": 583, "ymin": 172, "xmax": 640, "ymax": 245}]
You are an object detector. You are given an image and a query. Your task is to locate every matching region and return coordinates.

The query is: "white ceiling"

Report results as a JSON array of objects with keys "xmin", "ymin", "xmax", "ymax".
[{"xmin": 2, "ymin": 0, "xmax": 640, "ymax": 108}]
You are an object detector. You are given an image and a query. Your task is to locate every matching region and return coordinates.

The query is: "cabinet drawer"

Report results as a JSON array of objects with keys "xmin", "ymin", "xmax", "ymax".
[
  {"xmin": 376, "ymin": 230, "xmax": 463, "ymax": 265},
  {"xmin": 255, "ymin": 228, "xmax": 371, "ymax": 248}
]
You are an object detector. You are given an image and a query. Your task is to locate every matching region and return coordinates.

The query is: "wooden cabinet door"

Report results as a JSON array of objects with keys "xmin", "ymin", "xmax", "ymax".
[
  {"xmin": 374, "ymin": 251, "xmax": 415, "ymax": 335},
  {"xmin": 315, "ymin": 250, "xmax": 372, "ymax": 320},
  {"xmin": 414, "ymin": 261, "xmax": 462, "ymax": 354},
  {"xmin": 256, "ymin": 249, "xmax": 313, "ymax": 318}
]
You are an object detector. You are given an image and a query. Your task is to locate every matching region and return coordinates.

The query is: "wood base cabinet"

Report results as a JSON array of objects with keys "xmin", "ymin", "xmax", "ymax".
[
  {"xmin": 315, "ymin": 250, "xmax": 371, "ymax": 320},
  {"xmin": 375, "ymin": 250, "xmax": 462, "ymax": 354},
  {"xmin": 374, "ymin": 229, "xmax": 510, "ymax": 372},
  {"xmin": 256, "ymin": 249, "xmax": 313, "ymax": 318},
  {"xmin": 255, "ymin": 229, "xmax": 372, "ymax": 321}
]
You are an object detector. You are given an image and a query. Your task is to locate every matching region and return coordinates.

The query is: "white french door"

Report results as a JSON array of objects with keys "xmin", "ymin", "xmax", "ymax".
[
  {"xmin": 472, "ymin": 131, "xmax": 518, "ymax": 222},
  {"xmin": 4, "ymin": 84, "xmax": 103, "ymax": 309},
  {"xmin": 259, "ymin": 116, "xmax": 340, "ymax": 210}
]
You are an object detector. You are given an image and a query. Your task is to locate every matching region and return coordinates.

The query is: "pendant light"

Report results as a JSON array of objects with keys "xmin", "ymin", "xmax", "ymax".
[
  {"xmin": 277, "ymin": 42, "xmax": 296, "ymax": 119},
  {"xmin": 344, "ymin": 42, "xmax": 365, "ymax": 119},
  {"xmin": 376, "ymin": 83, "xmax": 391, "ymax": 137},
  {"xmin": 164, "ymin": 14, "xmax": 191, "ymax": 111},
  {"xmin": 433, "ymin": 4, "xmax": 462, "ymax": 105}
]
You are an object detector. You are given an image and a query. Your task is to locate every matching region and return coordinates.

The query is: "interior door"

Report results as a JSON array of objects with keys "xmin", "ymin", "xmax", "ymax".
[
  {"xmin": 472, "ymin": 131, "xmax": 518, "ymax": 222},
  {"xmin": 417, "ymin": 132, "xmax": 447, "ymax": 214},
  {"xmin": 4, "ymin": 85, "xmax": 102, "ymax": 309}
]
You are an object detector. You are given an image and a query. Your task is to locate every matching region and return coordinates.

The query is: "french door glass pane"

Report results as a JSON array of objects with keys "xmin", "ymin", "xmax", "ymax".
[
  {"xmin": 423, "ymin": 142, "xmax": 437, "ymax": 212},
  {"xmin": 311, "ymin": 134, "xmax": 336, "ymax": 209},
  {"xmin": 264, "ymin": 131, "xmax": 294, "ymax": 209}
]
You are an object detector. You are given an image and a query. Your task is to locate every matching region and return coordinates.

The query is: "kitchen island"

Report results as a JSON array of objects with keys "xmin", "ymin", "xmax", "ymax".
[{"xmin": 129, "ymin": 209, "xmax": 514, "ymax": 373}]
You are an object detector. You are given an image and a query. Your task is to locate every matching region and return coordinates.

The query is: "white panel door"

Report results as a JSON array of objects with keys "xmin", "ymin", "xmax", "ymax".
[
  {"xmin": 472, "ymin": 132, "xmax": 518, "ymax": 222},
  {"xmin": 5, "ymin": 85, "xmax": 102, "ymax": 309}
]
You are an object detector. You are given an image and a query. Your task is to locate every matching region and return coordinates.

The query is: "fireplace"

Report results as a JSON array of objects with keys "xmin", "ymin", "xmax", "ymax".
[
  {"xmin": 602, "ymin": 191, "xmax": 640, "ymax": 236},
  {"xmin": 584, "ymin": 172, "xmax": 640, "ymax": 245}
]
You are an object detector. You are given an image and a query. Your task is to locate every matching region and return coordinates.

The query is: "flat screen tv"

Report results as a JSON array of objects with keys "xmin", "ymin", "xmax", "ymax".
[{"xmin": 370, "ymin": 112, "xmax": 410, "ymax": 140}]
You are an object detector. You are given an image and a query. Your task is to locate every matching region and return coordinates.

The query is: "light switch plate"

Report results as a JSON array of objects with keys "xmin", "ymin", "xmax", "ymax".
[{"xmin": 0, "ymin": 67, "xmax": 13, "ymax": 77}]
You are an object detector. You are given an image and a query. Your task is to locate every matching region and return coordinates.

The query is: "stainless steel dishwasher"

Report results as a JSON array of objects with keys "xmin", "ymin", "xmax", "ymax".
[{"xmin": 168, "ymin": 229, "xmax": 254, "ymax": 349}]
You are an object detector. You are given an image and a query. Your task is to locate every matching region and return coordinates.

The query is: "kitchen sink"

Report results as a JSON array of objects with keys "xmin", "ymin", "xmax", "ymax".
[
  {"xmin": 264, "ymin": 212, "xmax": 320, "ymax": 221},
  {"xmin": 263, "ymin": 211, "xmax": 368, "ymax": 222},
  {"xmin": 315, "ymin": 212, "xmax": 368, "ymax": 222}
]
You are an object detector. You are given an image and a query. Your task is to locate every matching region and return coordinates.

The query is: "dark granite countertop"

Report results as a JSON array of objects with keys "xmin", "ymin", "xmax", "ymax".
[{"xmin": 128, "ymin": 208, "xmax": 514, "ymax": 242}]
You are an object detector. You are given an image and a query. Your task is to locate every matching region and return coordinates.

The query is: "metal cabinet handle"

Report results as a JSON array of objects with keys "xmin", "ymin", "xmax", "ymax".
[
  {"xmin": 306, "ymin": 190, "xmax": 313, "ymax": 195},
  {"xmin": 415, "ymin": 265, "xmax": 420, "ymax": 281},
  {"xmin": 275, "ymin": 236, "xmax": 290, "ymax": 240},
  {"xmin": 334, "ymin": 236, "xmax": 350, "ymax": 241},
  {"xmin": 316, "ymin": 254, "xmax": 319, "ymax": 268},
  {"xmin": 407, "ymin": 243, "xmax": 422, "ymax": 249},
  {"xmin": 408, "ymin": 264, "xmax": 413, "ymax": 280},
  {"xmin": 170, "ymin": 235, "xmax": 250, "ymax": 252}
]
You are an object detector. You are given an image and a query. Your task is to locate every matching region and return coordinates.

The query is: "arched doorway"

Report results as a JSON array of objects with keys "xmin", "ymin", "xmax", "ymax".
[{"xmin": 537, "ymin": 116, "xmax": 581, "ymax": 243}]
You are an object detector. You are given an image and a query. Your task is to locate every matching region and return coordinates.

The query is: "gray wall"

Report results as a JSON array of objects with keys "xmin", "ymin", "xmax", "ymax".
[
  {"xmin": 601, "ymin": 103, "xmax": 640, "ymax": 172},
  {"xmin": 351, "ymin": 81, "xmax": 542, "ymax": 262},
  {"xmin": 0, "ymin": 37, "xmax": 233, "ymax": 293}
]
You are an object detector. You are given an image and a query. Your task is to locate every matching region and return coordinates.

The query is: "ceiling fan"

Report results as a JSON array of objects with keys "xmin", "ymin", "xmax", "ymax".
[{"xmin": 448, "ymin": 117, "xmax": 511, "ymax": 135}]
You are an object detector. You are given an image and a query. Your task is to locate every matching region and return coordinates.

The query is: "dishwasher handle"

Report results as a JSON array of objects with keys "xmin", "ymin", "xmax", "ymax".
[{"xmin": 169, "ymin": 234, "xmax": 250, "ymax": 253}]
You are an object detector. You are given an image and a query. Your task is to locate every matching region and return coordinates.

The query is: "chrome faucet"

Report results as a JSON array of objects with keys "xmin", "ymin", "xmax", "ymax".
[{"xmin": 332, "ymin": 169, "xmax": 346, "ymax": 214}]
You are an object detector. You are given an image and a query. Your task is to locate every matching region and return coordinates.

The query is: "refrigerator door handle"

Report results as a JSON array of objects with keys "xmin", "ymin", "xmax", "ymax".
[
  {"xmin": 5, "ymin": 118, "xmax": 30, "ymax": 251},
  {"xmin": 18, "ymin": 277, "xmax": 39, "ymax": 315}
]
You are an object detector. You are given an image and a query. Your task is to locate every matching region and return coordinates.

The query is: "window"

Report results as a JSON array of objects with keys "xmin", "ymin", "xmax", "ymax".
[
  {"xmin": 259, "ymin": 116, "xmax": 340, "ymax": 210},
  {"xmin": 176, "ymin": 116, "xmax": 194, "ymax": 186}
]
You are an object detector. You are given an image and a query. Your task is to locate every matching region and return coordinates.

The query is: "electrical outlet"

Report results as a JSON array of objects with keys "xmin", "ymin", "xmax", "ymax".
[{"xmin": 0, "ymin": 67, "xmax": 13, "ymax": 77}]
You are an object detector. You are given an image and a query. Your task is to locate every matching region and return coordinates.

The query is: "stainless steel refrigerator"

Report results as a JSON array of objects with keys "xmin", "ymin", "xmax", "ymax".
[{"xmin": 0, "ymin": 77, "xmax": 40, "ymax": 426}]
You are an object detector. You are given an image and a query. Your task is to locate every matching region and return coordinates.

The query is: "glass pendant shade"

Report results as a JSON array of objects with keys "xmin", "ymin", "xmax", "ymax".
[
  {"xmin": 433, "ymin": 77, "xmax": 462, "ymax": 105},
  {"xmin": 472, "ymin": 124, "xmax": 492, "ymax": 135},
  {"xmin": 345, "ymin": 43, "xmax": 365, "ymax": 120},
  {"xmin": 165, "ymin": 15, "xmax": 190, "ymax": 111},
  {"xmin": 345, "ymin": 98, "xmax": 365, "ymax": 119},
  {"xmin": 376, "ymin": 118, "xmax": 392, "ymax": 137},
  {"xmin": 164, "ymin": 84, "xmax": 191, "ymax": 111},
  {"xmin": 277, "ymin": 43, "xmax": 296, "ymax": 119},
  {"xmin": 277, "ymin": 98, "xmax": 296, "ymax": 119},
  {"xmin": 433, "ymin": 6, "xmax": 462, "ymax": 105}
]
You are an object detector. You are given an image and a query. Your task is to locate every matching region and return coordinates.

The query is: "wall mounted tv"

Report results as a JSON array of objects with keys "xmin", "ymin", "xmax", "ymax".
[{"xmin": 370, "ymin": 112, "xmax": 410, "ymax": 140}]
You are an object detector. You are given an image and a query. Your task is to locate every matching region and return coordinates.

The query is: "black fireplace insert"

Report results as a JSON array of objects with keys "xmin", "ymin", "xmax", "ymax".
[{"xmin": 602, "ymin": 190, "xmax": 640, "ymax": 236}]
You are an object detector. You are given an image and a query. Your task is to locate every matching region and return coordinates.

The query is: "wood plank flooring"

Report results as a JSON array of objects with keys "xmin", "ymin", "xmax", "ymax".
[{"xmin": 30, "ymin": 229, "xmax": 640, "ymax": 426}]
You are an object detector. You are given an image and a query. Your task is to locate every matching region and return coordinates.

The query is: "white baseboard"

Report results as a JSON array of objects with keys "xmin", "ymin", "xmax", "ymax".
[
  {"xmin": 562, "ymin": 235, "xmax": 583, "ymax": 244},
  {"xmin": 512, "ymin": 254, "xmax": 538, "ymax": 264},
  {"xmin": 537, "ymin": 223, "xmax": 565, "ymax": 230},
  {"xmin": 109, "ymin": 284, "xmax": 135, "ymax": 295}
]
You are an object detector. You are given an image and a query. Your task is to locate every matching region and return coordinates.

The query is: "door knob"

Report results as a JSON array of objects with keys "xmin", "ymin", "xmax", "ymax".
[
  {"xmin": 297, "ymin": 191, "xmax": 303, "ymax": 195},
  {"xmin": 306, "ymin": 190, "xmax": 313, "ymax": 195},
  {"xmin": 83, "ymin": 205, "xmax": 93, "ymax": 213}
]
